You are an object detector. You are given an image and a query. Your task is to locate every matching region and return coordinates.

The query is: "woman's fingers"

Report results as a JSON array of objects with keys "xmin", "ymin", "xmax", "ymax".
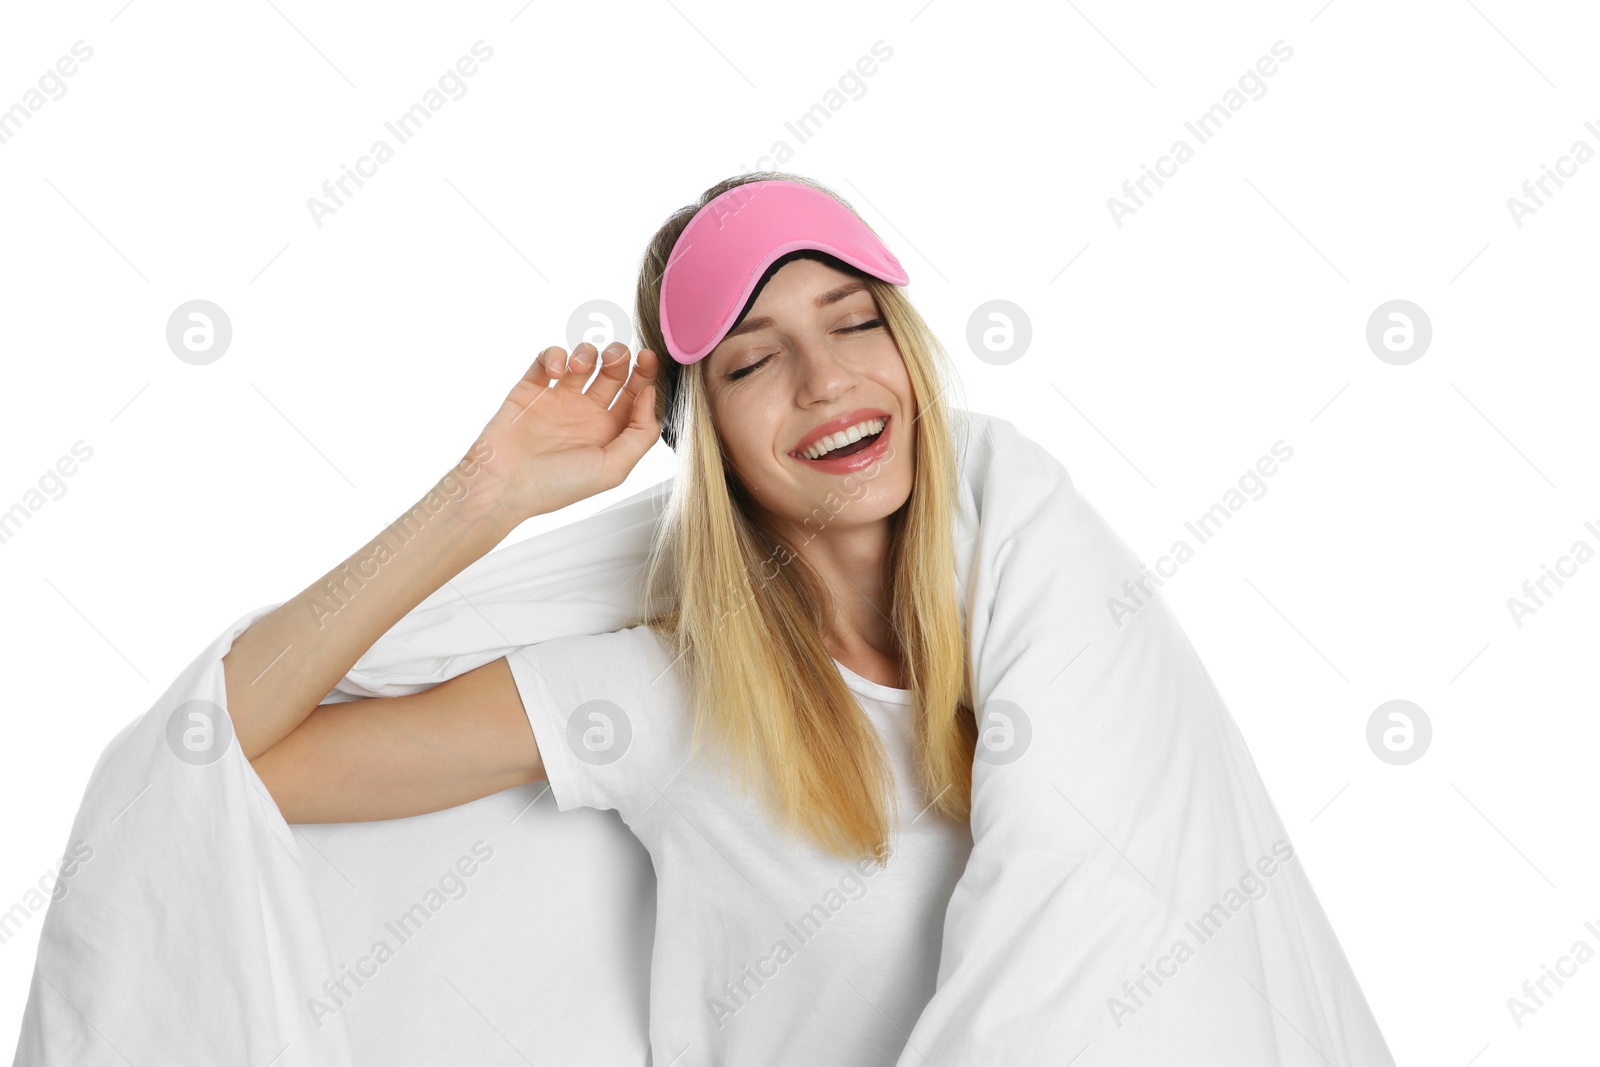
[
  {"xmin": 593, "ymin": 341, "xmax": 633, "ymax": 392},
  {"xmin": 568, "ymin": 341, "xmax": 648, "ymax": 414},
  {"xmin": 601, "ymin": 377, "xmax": 661, "ymax": 484},
  {"xmin": 631, "ymin": 346, "xmax": 660, "ymax": 384},
  {"xmin": 527, "ymin": 345, "xmax": 570, "ymax": 387},
  {"xmin": 521, "ymin": 343, "xmax": 602, "ymax": 401},
  {"xmin": 613, "ymin": 347, "xmax": 657, "ymax": 413},
  {"xmin": 523, "ymin": 342, "xmax": 658, "ymax": 438},
  {"xmin": 561, "ymin": 342, "xmax": 600, "ymax": 386},
  {"xmin": 568, "ymin": 341, "xmax": 628, "ymax": 410},
  {"xmin": 534, "ymin": 342, "xmax": 652, "ymax": 391}
]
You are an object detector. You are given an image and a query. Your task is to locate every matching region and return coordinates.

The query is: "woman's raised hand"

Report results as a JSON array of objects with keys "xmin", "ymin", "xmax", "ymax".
[{"xmin": 471, "ymin": 341, "xmax": 661, "ymax": 521}]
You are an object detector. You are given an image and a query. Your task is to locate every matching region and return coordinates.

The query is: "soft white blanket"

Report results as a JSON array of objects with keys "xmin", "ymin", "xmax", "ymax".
[{"xmin": 10, "ymin": 409, "xmax": 1394, "ymax": 1066}]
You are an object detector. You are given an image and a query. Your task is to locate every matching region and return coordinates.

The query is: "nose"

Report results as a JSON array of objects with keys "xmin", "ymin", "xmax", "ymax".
[{"xmin": 790, "ymin": 331, "xmax": 854, "ymax": 404}]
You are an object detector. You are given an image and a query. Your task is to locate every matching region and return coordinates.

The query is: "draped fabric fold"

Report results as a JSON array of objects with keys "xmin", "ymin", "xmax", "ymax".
[{"xmin": 11, "ymin": 410, "xmax": 1392, "ymax": 1066}]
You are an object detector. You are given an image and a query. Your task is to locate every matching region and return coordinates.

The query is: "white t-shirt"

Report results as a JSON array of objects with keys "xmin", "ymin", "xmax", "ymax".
[{"xmin": 507, "ymin": 624, "xmax": 974, "ymax": 1066}]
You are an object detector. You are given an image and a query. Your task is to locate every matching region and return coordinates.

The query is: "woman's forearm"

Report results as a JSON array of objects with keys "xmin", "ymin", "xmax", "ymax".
[{"xmin": 223, "ymin": 442, "xmax": 531, "ymax": 761}]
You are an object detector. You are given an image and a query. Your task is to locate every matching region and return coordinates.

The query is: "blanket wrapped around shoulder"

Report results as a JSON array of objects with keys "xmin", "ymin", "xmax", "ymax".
[{"xmin": 10, "ymin": 409, "xmax": 1394, "ymax": 1066}]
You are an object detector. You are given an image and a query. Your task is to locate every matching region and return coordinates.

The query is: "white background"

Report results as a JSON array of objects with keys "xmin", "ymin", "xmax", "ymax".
[{"xmin": 3, "ymin": 1, "xmax": 1597, "ymax": 1063}]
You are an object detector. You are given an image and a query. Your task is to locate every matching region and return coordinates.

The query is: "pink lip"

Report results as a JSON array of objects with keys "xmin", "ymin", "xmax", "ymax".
[
  {"xmin": 789, "ymin": 414, "xmax": 893, "ymax": 474},
  {"xmin": 790, "ymin": 407, "xmax": 892, "ymax": 456}
]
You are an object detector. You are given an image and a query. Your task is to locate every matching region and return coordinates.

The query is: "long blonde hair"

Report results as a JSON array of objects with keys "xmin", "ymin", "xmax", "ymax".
[{"xmin": 634, "ymin": 171, "xmax": 975, "ymax": 864}]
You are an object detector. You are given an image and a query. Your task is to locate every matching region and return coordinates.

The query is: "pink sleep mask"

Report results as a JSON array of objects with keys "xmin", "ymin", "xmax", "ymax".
[{"xmin": 658, "ymin": 179, "xmax": 911, "ymax": 365}]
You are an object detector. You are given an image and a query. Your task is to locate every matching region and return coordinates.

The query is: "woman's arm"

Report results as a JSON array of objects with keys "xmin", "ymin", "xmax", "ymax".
[
  {"xmin": 221, "ymin": 341, "xmax": 661, "ymax": 812},
  {"xmin": 248, "ymin": 656, "xmax": 541, "ymax": 823},
  {"xmin": 223, "ymin": 455, "xmax": 525, "ymax": 763}
]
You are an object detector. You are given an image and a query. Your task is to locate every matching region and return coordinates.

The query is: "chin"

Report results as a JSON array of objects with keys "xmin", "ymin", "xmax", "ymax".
[{"xmin": 838, "ymin": 472, "xmax": 914, "ymax": 526}]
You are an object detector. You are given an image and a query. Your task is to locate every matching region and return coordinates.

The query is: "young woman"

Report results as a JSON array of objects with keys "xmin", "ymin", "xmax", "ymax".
[{"xmin": 223, "ymin": 172, "xmax": 978, "ymax": 1063}]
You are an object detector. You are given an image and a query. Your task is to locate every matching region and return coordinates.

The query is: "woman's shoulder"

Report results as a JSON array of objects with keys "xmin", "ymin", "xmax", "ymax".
[
  {"xmin": 513, "ymin": 622, "xmax": 685, "ymax": 705},
  {"xmin": 539, "ymin": 621, "xmax": 676, "ymax": 663},
  {"xmin": 505, "ymin": 622, "xmax": 690, "ymax": 817}
]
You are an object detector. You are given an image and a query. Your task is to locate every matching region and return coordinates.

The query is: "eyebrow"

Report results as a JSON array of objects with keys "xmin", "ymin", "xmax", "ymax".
[{"xmin": 720, "ymin": 278, "xmax": 872, "ymax": 342}]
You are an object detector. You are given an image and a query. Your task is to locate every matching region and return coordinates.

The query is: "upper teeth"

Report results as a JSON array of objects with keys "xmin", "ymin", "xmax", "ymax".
[{"xmin": 800, "ymin": 418, "xmax": 886, "ymax": 459}]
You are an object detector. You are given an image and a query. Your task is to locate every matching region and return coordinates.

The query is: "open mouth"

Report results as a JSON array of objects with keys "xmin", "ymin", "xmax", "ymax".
[
  {"xmin": 814, "ymin": 427, "xmax": 883, "ymax": 458},
  {"xmin": 792, "ymin": 415, "xmax": 892, "ymax": 469}
]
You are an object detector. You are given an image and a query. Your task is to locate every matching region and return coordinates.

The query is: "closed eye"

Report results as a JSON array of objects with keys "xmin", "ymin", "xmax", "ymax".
[
  {"xmin": 728, "ymin": 319, "xmax": 884, "ymax": 381},
  {"xmin": 840, "ymin": 317, "xmax": 883, "ymax": 334}
]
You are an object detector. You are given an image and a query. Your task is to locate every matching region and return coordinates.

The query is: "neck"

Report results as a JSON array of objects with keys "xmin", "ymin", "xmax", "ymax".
[{"xmin": 782, "ymin": 514, "xmax": 898, "ymax": 661}]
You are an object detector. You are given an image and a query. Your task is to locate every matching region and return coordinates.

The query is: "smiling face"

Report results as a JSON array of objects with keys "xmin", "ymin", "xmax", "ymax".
[{"xmin": 702, "ymin": 255, "xmax": 917, "ymax": 537}]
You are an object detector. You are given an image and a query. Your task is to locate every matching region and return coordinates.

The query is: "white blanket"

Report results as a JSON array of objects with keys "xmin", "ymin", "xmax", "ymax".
[{"xmin": 10, "ymin": 409, "xmax": 1394, "ymax": 1066}]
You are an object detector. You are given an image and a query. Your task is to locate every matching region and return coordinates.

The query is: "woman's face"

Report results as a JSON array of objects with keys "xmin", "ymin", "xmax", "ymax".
[{"xmin": 702, "ymin": 256, "xmax": 916, "ymax": 537}]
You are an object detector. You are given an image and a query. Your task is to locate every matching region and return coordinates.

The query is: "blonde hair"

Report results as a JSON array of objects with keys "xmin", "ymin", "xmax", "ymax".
[{"xmin": 634, "ymin": 171, "xmax": 975, "ymax": 864}]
